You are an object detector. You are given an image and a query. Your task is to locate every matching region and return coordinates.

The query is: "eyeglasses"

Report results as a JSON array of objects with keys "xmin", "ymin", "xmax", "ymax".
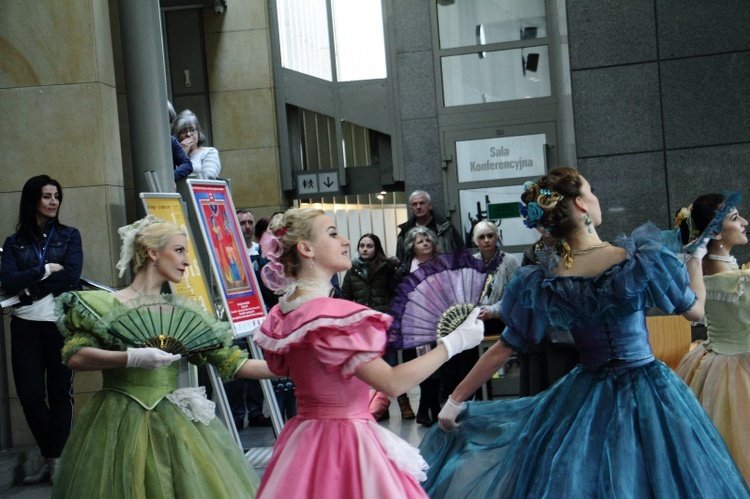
[{"xmin": 178, "ymin": 127, "xmax": 198, "ymax": 137}]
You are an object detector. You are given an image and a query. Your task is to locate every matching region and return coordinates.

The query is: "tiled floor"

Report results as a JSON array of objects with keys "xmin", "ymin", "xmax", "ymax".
[{"xmin": 0, "ymin": 368, "xmax": 520, "ymax": 498}]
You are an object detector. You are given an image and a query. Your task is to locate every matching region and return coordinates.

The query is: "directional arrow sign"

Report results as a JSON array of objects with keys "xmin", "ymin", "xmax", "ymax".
[{"xmin": 317, "ymin": 172, "xmax": 340, "ymax": 193}]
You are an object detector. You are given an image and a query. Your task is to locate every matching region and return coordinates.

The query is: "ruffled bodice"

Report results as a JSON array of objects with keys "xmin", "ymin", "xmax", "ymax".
[
  {"xmin": 253, "ymin": 294, "xmax": 430, "ymax": 497},
  {"xmin": 501, "ymin": 223, "xmax": 697, "ymax": 370},
  {"xmin": 703, "ymin": 269, "xmax": 750, "ymax": 355},
  {"xmin": 255, "ymin": 297, "xmax": 391, "ymax": 418}
]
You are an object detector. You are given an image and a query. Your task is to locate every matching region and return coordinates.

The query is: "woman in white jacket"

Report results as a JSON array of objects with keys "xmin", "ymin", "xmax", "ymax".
[{"xmin": 172, "ymin": 109, "xmax": 221, "ymax": 180}]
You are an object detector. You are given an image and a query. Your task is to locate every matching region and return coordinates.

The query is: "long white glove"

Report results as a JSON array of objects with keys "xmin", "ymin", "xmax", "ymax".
[
  {"xmin": 126, "ymin": 347, "xmax": 181, "ymax": 370},
  {"xmin": 438, "ymin": 396, "xmax": 466, "ymax": 432},
  {"xmin": 438, "ymin": 307, "xmax": 483, "ymax": 360}
]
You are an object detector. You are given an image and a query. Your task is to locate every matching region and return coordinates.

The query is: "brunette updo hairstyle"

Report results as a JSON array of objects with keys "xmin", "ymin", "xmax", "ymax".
[
  {"xmin": 520, "ymin": 167, "xmax": 585, "ymax": 240},
  {"xmin": 677, "ymin": 193, "xmax": 725, "ymax": 245},
  {"xmin": 267, "ymin": 208, "xmax": 325, "ymax": 277}
]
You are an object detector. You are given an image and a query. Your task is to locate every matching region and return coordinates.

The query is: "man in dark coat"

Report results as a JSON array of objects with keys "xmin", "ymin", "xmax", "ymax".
[{"xmin": 395, "ymin": 190, "xmax": 464, "ymax": 263}]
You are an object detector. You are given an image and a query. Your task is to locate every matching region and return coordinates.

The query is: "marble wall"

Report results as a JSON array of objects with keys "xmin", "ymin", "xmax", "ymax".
[
  {"xmin": 0, "ymin": 0, "xmax": 124, "ymax": 448},
  {"xmin": 0, "ymin": 0, "xmax": 286, "ymax": 450},
  {"xmin": 203, "ymin": 0, "xmax": 284, "ymax": 220},
  {"xmin": 568, "ymin": 0, "xmax": 750, "ymax": 259}
]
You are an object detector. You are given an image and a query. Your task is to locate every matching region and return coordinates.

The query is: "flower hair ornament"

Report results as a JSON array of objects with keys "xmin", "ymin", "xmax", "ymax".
[
  {"xmin": 115, "ymin": 215, "xmax": 164, "ymax": 278},
  {"xmin": 259, "ymin": 226, "xmax": 295, "ymax": 292},
  {"xmin": 519, "ymin": 180, "xmax": 563, "ymax": 230}
]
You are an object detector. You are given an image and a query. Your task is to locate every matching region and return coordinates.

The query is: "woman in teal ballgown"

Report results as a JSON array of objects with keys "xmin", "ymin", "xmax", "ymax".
[
  {"xmin": 52, "ymin": 216, "xmax": 273, "ymax": 498},
  {"xmin": 420, "ymin": 168, "xmax": 749, "ymax": 498}
]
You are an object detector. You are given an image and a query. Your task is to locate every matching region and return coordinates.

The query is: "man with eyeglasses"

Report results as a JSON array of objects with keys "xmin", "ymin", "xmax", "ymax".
[{"xmin": 395, "ymin": 190, "xmax": 464, "ymax": 263}]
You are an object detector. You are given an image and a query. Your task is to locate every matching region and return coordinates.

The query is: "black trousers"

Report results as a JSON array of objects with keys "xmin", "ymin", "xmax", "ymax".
[
  {"xmin": 402, "ymin": 346, "xmax": 442, "ymax": 420},
  {"xmin": 10, "ymin": 316, "xmax": 74, "ymax": 458}
]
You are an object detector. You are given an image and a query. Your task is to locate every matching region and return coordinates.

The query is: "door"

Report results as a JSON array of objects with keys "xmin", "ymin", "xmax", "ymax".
[{"xmin": 444, "ymin": 122, "xmax": 558, "ymax": 259}]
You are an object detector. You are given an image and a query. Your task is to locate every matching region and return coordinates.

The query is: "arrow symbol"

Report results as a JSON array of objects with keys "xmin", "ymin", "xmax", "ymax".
[{"xmin": 323, "ymin": 177, "xmax": 334, "ymax": 187}]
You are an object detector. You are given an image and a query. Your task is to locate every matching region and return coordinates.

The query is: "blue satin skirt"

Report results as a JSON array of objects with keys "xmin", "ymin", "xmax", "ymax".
[{"xmin": 419, "ymin": 361, "xmax": 749, "ymax": 498}]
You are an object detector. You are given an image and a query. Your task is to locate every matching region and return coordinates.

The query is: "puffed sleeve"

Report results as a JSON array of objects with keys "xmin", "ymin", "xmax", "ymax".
[
  {"xmin": 55, "ymin": 291, "xmax": 109, "ymax": 364},
  {"xmin": 255, "ymin": 299, "xmax": 391, "ymax": 379},
  {"xmin": 498, "ymin": 267, "xmax": 551, "ymax": 352},
  {"xmin": 309, "ymin": 311, "xmax": 389, "ymax": 378},
  {"xmin": 627, "ymin": 223, "xmax": 697, "ymax": 314}
]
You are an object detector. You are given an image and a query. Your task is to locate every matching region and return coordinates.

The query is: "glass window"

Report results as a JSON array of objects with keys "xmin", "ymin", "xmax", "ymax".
[
  {"xmin": 437, "ymin": 0, "xmax": 547, "ymax": 49},
  {"xmin": 332, "ymin": 0, "xmax": 387, "ymax": 81},
  {"xmin": 277, "ymin": 0, "xmax": 332, "ymax": 81},
  {"xmin": 441, "ymin": 46, "xmax": 551, "ymax": 107}
]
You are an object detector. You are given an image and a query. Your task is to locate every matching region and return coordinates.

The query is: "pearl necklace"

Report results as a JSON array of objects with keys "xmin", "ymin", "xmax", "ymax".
[
  {"xmin": 571, "ymin": 242, "xmax": 611, "ymax": 256},
  {"xmin": 708, "ymin": 254, "xmax": 738, "ymax": 267}
]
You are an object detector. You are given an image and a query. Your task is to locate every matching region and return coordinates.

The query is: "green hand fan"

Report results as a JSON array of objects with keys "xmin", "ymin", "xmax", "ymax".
[{"xmin": 105, "ymin": 297, "xmax": 230, "ymax": 356}]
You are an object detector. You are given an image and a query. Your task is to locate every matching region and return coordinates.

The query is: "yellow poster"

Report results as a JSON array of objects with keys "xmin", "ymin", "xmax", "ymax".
[{"xmin": 142, "ymin": 194, "xmax": 214, "ymax": 314}]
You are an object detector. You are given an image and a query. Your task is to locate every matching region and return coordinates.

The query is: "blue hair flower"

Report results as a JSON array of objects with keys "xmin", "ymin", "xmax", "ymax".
[
  {"xmin": 527, "ymin": 202, "xmax": 544, "ymax": 223},
  {"xmin": 520, "ymin": 201, "xmax": 544, "ymax": 229}
]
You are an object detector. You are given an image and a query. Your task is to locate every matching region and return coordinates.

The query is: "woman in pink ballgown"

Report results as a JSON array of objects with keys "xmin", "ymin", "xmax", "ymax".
[{"xmin": 252, "ymin": 208, "xmax": 484, "ymax": 498}]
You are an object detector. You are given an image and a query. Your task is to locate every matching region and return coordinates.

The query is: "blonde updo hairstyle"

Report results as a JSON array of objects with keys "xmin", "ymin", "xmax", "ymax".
[
  {"xmin": 117, "ymin": 216, "xmax": 186, "ymax": 278},
  {"xmin": 520, "ymin": 167, "xmax": 585, "ymax": 240},
  {"xmin": 267, "ymin": 208, "xmax": 326, "ymax": 277}
]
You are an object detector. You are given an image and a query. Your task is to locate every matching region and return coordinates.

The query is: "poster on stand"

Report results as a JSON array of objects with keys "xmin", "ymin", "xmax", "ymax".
[
  {"xmin": 185, "ymin": 179, "xmax": 266, "ymax": 337},
  {"xmin": 141, "ymin": 193, "xmax": 214, "ymax": 314}
]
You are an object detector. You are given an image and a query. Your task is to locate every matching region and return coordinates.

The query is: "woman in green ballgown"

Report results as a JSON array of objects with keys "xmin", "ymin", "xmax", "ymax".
[{"xmin": 51, "ymin": 216, "xmax": 273, "ymax": 499}]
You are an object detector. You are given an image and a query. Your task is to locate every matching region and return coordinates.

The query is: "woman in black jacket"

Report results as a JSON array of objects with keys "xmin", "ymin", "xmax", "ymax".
[
  {"xmin": 341, "ymin": 233, "xmax": 399, "ymax": 314},
  {"xmin": 0, "ymin": 175, "xmax": 83, "ymax": 484},
  {"xmin": 341, "ymin": 234, "xmax": 400, "ymax": 420}
]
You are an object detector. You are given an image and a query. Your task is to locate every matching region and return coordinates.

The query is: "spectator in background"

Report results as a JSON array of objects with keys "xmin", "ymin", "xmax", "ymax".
[
  {"xmin": 237, "ymin": 209, "xmax": 260, "ymax": 266},
  {"xmin": 168, "ymin": 102, "xmax": 193, "ymax": 182},
  {"xmin": 393, "ymin": 227, "xmax": 442, "ymax": 427},
  {"xmin": 172, "ymin": 109, "xmax": 221, "ymax": 180},
  {"xmin": 225, "ymin": 209, "xmax": 272, "ymax": 430},
  {"xmin": 455, "ymin": 220, "xmax": 518, "ymax": 400},
  {"xmin": 0, "ymin": 175, "xmax": 83, "ymax": 485},
  {"xmin": 395, "ymin": 190, "xmax": 464, "ymax": 263},
  {"xmin": 341, "ymin": 233, "xmax": 400, "ymax": 420}
]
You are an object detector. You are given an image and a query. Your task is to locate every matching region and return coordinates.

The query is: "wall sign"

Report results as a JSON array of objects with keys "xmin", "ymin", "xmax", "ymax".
[{"xmin": 457, "ymin": 134, "xmax": 547, "ymax": 183}]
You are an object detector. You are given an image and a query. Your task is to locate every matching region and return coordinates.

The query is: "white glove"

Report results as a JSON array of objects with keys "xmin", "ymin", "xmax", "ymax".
[
  {"xmin": 684, "ymin": 237, "xmax": 710, "ymax": 263},
  {"xmin": 438, "ymin": 307, "xmax": 483, "ymax": 360},
  {"xmin": 126, "ymin": 347, "xmax": 181, "ymax": 370},
  {"xmin": 438, "ymin": 396, "xmax": 466, "ymax": 432}
]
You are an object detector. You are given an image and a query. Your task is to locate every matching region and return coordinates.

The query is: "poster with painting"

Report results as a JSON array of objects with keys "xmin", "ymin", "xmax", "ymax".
[{"xmin": 185, "ymin": 180, "xmax": 266, "ymax": 337}]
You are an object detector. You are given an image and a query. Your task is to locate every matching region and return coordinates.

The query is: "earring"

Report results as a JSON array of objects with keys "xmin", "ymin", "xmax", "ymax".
[
  {"xmin": 585, "ymin": 213, "xmax": 593, "ymax": 233},
  {"xmin": 309, "ymin": 257, "xmax": 314, "ymax": 270}
]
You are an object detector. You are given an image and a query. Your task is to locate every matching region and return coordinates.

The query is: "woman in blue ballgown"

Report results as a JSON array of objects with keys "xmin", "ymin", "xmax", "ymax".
[{"xmin": 419, "ymin": 167, "xmax": 749, "ymax": 498}]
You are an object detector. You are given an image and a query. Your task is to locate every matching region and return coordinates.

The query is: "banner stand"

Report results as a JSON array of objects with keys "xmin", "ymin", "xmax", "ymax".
[{"xmin": 141, "ymin": 188, "xmax": 284, "ymax": 458}]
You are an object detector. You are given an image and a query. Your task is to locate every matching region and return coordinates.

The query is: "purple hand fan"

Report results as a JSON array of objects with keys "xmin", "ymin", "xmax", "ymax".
[{"xmin": 388, "ymin": 249, "xmax": 492, "ymax": 349}]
